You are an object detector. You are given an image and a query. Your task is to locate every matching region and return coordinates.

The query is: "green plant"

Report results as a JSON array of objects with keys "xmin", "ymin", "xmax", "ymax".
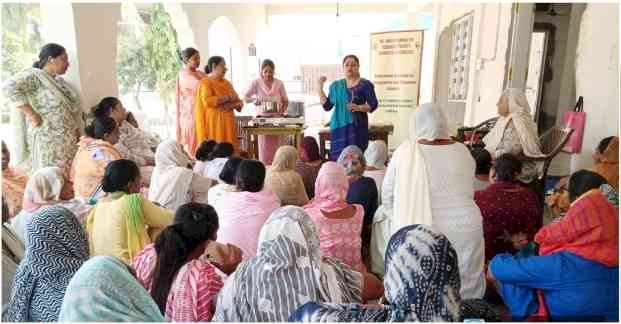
[
  {"xmin": 1, "ymin": 3, "xmax": 42, "ymax": 119},
  {"xmin": 1, "ymin": 3, "xmax": 42, "ymax": 80},
  {"xmin": 144, "ymin": 3, "xmax": 182, "ymax": 112},
  {"xmin": 116, "ymin": 21, "xmax": 156, "ymax": 111},
  {"xmin": 116, "ymin": 3, "xmax": 181, "ymax": 113}
]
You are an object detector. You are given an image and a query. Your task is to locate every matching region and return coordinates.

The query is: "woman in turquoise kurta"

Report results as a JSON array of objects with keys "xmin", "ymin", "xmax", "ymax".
[{"xmin": 317, "ymin": 55, "xmax": 378, "ymax": 160}]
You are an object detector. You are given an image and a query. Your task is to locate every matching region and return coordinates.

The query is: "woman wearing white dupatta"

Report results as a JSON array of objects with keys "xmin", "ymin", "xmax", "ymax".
[
  {"xmin": 10, "ymin": 167, "xmax": 92, "ymax": 243},
  {"xmin": 363, "ymin": 140, "xmax": 388, "ymax": 204},
  {"xmin": 3, "ymin": 43, "xmax": 84, "ymax": 174},
  {"xmin": 148, "ymin": 140, "xmax": 211, "ymax": 210},
  {"xmin": 483, "ymin": 88, "xmax": 543, "ymax": 183},
  {"xmin": 373, "ymin": 103, "xmax": 485, "ymax": 299}
]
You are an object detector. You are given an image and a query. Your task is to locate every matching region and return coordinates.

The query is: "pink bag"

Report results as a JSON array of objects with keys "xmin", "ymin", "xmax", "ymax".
[{"xmin": 563, "ymin": 96, "xmax": 586, "ymax": 154}]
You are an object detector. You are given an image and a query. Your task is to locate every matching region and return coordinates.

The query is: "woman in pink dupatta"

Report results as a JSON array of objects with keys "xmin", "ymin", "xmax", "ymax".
[
  {"xmin": 176, "ymin": 48, "xmax": 206, "ymax": 155},
  {"xmin": 303, "ymin": 161, "xmax": 366, "ymax": 272},
  {"xmin": 211, "ymin": 160, "xmax": 280, "ymax": 260},
  {"xmin": 243, "ymin": 59, "xmax": 289, "ymax": 165}
]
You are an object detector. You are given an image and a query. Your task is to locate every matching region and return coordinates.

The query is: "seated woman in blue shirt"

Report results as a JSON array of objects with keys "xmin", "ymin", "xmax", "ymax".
[{"xmin": 487, "ymin": 170, "xmax": 619, "ymax": 321}]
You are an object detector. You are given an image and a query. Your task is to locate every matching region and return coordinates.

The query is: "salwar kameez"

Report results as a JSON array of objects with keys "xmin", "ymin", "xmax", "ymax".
[
  {"xmin": 3, "ymin": 68, "xmax": 84, "ymax": 174},
  {"xmin": 323, "ymin": 79, "xmax": 377, "ymax": 161},
  {"xmin": 244, "ymin": 78, "xmax": 289, "ymax": 165},
  {"xmin": 176, "ymin": 68, "xmax": 206, "ymax": 155},
  {"xmin": 195, "ymin": 78, "xmax": 242, "ymax": 151}
]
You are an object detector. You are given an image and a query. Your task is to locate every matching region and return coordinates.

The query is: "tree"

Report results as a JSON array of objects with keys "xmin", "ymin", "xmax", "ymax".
[
  {"xmin": 144, "ymin": 3, "xmax": 182, "ymax": 113},
  {"xmin": 116, "ymin": 22, "xmax": 156, "ymax": 111},
  {"xmin": 1, "ymin": 3, "xmax": 42, "ymax": 81},
  {"xmin": 116, "ymin": 3, "xmax": 181, "ymax": 115},
  {"xmin": 2, "ymin": 3, "xmax": 42, "ymax": 123}
]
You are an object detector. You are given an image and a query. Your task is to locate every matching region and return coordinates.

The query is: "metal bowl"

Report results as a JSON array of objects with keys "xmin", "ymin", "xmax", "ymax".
[
  {"xmin": 287, "ymin": 101, "xmax": 305, "ymax": 117},
  {"xmin": 261, "ymin": 100, "xmax": 278, "ymax": 113}
]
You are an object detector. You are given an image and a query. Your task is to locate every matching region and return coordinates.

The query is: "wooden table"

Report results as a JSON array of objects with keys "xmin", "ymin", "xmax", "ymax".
[
  {"xmin": 242, "ymin": 125, "xmax": 305, "ymax": 160},
  {"xmin": 318, "ymin": 123, "xmax": 394, "ymax": 159}
]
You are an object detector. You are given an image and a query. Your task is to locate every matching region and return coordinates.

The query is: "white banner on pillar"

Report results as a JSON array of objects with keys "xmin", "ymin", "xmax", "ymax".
[{"xmin": 370, "ymin": 30, "xmax": 424, "ymax": 113}]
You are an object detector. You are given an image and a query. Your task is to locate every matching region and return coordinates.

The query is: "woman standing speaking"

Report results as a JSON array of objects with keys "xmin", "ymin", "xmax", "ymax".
[
  {"xmin": 317, "ymin": 55, "xmax": 378, "ymax": 160},
  {"xmin": 195, "ymin": 56, "xmax": 243, "ymax": 152}
]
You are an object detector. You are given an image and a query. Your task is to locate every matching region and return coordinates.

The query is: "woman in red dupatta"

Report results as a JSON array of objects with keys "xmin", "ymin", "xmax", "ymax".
[
  {"xmin": 487, "ymin": 169, "xmax": 618, "ymax": 321},
  {"xmin": 536, "ymin": 169, "xmax": 618, "ymax": 266}
]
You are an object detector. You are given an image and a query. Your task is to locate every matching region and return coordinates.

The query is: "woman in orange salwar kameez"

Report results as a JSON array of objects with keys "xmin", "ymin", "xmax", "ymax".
[
  {"xmin": 195, "ymin": 56, "xmax": 243, "ymax": 151},
  {"xmin": 176, "ymin": 48, "xmax": 206, "ymax": 155}
]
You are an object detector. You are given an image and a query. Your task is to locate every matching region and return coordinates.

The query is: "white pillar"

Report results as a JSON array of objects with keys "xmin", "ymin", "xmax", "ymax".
[
  {"xmin": 40, "ymin": 3, "xmax": 121, "ymax": 112},
  {"xmin": 164, "ymin": 3, "xmax": 196, "ymax": 50},
  {"xmin": 506, "ymin": 3, "xmax": 534, "ymax": 90}
]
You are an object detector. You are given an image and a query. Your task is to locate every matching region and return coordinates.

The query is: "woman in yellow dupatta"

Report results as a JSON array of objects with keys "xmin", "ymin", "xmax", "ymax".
[
  {"xmin": 86, "ymin": 159, "xmax": 173, "ymax": 264},
  {"xmin": 195, "ymin": 56, "xmax": 243, "ymax": 151}
]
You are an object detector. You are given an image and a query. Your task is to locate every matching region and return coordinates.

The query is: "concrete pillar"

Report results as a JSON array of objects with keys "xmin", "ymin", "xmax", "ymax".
[
  {"xmin": 40, "ymin": 3, "xmax": 121, "ymax": 112},
  {"xmin": 506, "ymin": 3, "xmax": 534, "ymax": 90},
  {"xmin": 164, "ymin": 3, "xmax": 196, "ymax": 50}
]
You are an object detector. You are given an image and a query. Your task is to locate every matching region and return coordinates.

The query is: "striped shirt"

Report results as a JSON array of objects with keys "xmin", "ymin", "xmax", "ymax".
[{"xmin": 131, "ymin": 244, "xmax": 225, "ymax": 322}]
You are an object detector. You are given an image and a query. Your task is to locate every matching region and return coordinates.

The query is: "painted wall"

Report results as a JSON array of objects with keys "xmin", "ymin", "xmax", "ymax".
[
  {"xmin": 570, "ymin": 3, "xmax": 620, "ymax": 171},
  {"xmin": 181, "ymin": 3, "xmax": 267, "ymax": 94},
  {"xmin": 431, "ymin": 3, "xmax": 514, "ymax": 131}
]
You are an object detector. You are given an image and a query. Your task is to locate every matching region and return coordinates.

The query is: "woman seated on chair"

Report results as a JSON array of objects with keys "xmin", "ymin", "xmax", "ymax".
[{"xmin": 482, "ymin": 88, "xmax": 543, "ymax": 184}]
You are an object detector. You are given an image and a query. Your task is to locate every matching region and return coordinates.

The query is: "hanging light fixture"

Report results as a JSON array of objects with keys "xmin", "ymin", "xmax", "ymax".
[
  {"xmin": 336, "ymin": 0, "xmax": 343, "ymax": 58},
  {"xmin": 248, "ymin": 43, "xmax": 256, "ymax": 57}
]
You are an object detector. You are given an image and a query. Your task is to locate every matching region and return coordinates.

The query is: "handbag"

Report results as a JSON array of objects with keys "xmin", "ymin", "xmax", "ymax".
[{"xmin": 563, "ymin": 96, "xmax": 586, "ymax": 153}]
